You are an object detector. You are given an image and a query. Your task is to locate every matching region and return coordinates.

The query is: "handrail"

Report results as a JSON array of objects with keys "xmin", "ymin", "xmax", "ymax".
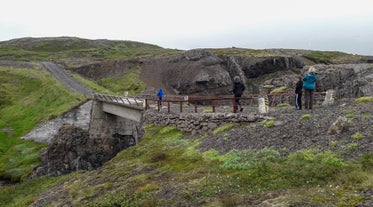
[
  {"xmin": 93, "ymin": 93, "xmax": 144, "ymax": 109},
  {"xmin": 144, "ymin": 92, "xmax": 326, "ymax": 113},
  {"xmin": 94, "ymin": 92, "xmax": 326, "ymax": 113}
]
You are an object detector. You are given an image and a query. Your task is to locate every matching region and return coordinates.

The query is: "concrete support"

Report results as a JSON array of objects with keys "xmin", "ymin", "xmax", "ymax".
[{"xmin": 89, "ymin": 100, "xmax": 144, "ymax": 144}]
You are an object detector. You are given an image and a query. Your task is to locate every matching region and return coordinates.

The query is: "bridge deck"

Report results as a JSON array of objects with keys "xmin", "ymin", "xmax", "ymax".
[{"xmin": 93, "ymin": 92, "xmax": 326, "ymax": 114}]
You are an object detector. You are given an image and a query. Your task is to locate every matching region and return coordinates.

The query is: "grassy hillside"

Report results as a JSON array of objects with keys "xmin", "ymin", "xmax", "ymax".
[
  {"xmin": 0, "ymin": 65, "xmax": 85, "ymax": 181},
  {"xmin": 210, "ymin": 48, "xmax": 367, "ymax": 64},
  {"xmin": 0, "ymin": 37, "xmax": 371, "ymax": 206},
  {"xmin": 0, "ymin": 37, "xmax": 181, "ymax": 65},
  {"xmin": 0, "ymin": 125, "xmax": 371, "ymax": 206}
]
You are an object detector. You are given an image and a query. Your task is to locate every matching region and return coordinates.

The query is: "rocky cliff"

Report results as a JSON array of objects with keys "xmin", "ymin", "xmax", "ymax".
[{"xmin": 71, "ymin": 49, "xmax": 373, "ymax": 98}]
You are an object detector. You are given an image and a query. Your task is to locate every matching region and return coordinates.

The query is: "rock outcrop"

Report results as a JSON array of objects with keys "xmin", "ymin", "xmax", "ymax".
[
  {"xmin": 71, "ymin": 49, "xmax": 372, "ymax": 98},
  {"xmin": 30, "ymin": 124, "xmax": 136, "ymax": 177},
  {"xmin": 163, "ymin": 50, "xmax": 232, "ymax": 94},
  {"xmin": 259, "ymin": 64, "xmax": 373, "ymax": 98}
]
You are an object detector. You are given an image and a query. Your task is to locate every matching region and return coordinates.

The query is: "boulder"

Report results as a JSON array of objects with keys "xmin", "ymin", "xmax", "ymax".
[{"xmin": 327, "ymin": 116, "xmax": 348, "ymax": 135}]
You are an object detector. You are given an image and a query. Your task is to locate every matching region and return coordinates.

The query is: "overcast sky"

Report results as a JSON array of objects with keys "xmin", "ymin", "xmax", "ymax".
[{"xmin": 1, "ymin": 0, "xmax": 373, "ymax": 55}]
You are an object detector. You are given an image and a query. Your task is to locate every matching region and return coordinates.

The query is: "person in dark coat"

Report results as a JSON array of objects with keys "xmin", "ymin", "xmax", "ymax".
[
  {"xmin": 157, "ymin": 88, "xmax": 164, "ymax": 106},
  {"xmin": 303, "ymin": 66, "xmax": 317, "ymax": 109},
  {"xmin": 295, "ymin": 76, "xmax": 303, "ymax": 110},
  {"xmin": 232, "ymin": 76, "xmax": 245, "ymax": 112}
]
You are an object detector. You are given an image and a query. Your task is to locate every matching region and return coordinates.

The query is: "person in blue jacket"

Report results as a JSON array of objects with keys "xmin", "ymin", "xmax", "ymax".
[
  {"xmin": 157, "ymin": 88, "xmax": 164, "ymax": 106},
  {"xmin": 303, "ymin": 66, "xmax": 317, "ymax": 109}
]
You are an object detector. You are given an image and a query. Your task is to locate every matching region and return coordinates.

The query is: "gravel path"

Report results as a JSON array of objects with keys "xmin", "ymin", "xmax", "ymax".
[
  {"xmin": 198, "ymin": 100, "xmax": 373, "ymax": 160},
  {"xmin": 42, "ymin": 62, "xmax": 93, "ymax": 96}
]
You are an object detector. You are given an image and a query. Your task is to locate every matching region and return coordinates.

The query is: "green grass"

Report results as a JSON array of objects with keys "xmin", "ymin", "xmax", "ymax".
[
  {"xmin": 303, "ymin": 51, "xmax": 349, "ymax": 64},
  {"xmin": 0, "ymin": 174, "xmax": 70, "ymax": 207},
  {"xmin": 71, "ymin": 73, "xmax": 113, "ymax": 95},
  {"xmin": 345, "ymin": 113, "xmax": 357, "ymax": 119},
  {"xmin": 212, "ymin": 123, "xmax": 235, "ymax": 135},
  {"xmin": 0, "ymin": 37, "xmax": 182, "ymax": 64},
  {"xmin": 356, "ymin": 96, "xmax": 373, "ymax": 103},
  {"xmin": 277, "ymin": 103, "xmax": 291, "ymax": 107},
  {"xmin": 0, "ymin": 125, "xmax": 372, "ymax": 206},
  {"xmin": 352, "ymin": 132, "xmax": 365, "ymax": 140},
  {"xmin": 262, "ymin": 119, "xmax": 275, "ymax": 128},
  {"xmin": 301, "ymin": 114, "xmax": 312, "ymax": 120},
  {"xmin": 0, "ymin": 66, "xmax": 84, "ymax": 181},
  {"xmin": 98, "ymin": 72, "xmax": 146, "ymax": 95}
]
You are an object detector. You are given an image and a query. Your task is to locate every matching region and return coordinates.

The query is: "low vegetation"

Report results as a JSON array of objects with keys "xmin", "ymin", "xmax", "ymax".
[
  {"xmin": 0, "ymin": 37, "xmax": 372, "ymax": 206},
  {"xmin": 356, "ymin": 96, "xmax": 373, "ymax": 103},
  {"xmin": 0, "ymin": 37, "xmax": 181, "ymax": 64},
  {"xmin": 212, "ymin": 123, "xmax": 235, "ymax": 135},
  {"xmin": 0, "ymin": 125, "xmax": 371, "ymax": 206},
  {"xmin": 0, "ymin": 66, "xmax": 84, "ymax": 181},
  {"xmin": 262, "ymin": 119, "xmax": 275, "ymax": 128},
  {"xmin": 301, "ymin": 114, "xmax": 312, "ymax": 120},
  {"xmin": 303, "ymin": 51, "xmax": 353, "ymax": 64},
  {"xmin": 98, "ymin": 72, "xmax": 146, "ymax": 95}
]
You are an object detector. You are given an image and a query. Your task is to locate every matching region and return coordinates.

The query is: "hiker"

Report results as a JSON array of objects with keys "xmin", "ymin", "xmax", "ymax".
[
  {"xmin": 295, "ymin": 76, "xmax": 303, "ymax": 110},
  {"xmin": 303, "ymin": 66, "xmax": 317, "ymax": 110},
  {"xmin": 157, "ymin": 88, "xmax": 164, "ymax": 106},
  {"xmin": 232, "ymin": 76, "xmax": 245, "ymax": 112}
]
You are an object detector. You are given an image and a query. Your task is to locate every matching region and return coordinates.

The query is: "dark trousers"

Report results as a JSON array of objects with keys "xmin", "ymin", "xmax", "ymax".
[
  {"xmin": 234, "ymin": 95, "xmax": 242, "ymax": 110},
  {"xmin": 295, "ymin": 93, "xmax": 302, "ymax": 109},
  {"xmin": 304, "ymin": 89, "xmax": 313, "ymax": 109}
]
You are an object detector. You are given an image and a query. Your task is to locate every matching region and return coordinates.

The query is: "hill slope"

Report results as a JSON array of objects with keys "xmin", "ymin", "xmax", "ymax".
[
  {"xmin": 1, "ymin": 99, "xmax": 372, "ymax": 206},
  {"xmin": 0, "ymin": 37, "xmax": 372, "ymax": 206}
]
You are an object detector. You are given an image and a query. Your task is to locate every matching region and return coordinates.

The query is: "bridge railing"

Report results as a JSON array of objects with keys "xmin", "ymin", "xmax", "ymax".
[
  {"xmin": 94, "ymin": 93, "xmax": 144, "ymax": 109},
  {"xmin": 143, "ymin": 92, "xmax": 326, "ymax": 113}
]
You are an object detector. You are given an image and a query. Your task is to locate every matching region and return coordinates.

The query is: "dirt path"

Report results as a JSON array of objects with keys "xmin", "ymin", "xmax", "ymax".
[{"xmin": 42, "ymin": 62, "xmax": 93, "ymax": 96}]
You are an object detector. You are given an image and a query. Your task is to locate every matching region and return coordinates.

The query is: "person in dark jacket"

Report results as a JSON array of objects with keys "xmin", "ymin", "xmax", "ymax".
[
  {"xmin": 232, "ymin": 76, "xmax": 245, "ymax": 112},
  {"xmin": 295, "ymin": 76, "xmax": 303, "ymax": 110},
  {"xmin": 157, "ymin": 88, "xmax": 164, "ymax": 106},
  {"xmin": 303, "ymin": 66, "xmax": 317, "ymax": 109}
]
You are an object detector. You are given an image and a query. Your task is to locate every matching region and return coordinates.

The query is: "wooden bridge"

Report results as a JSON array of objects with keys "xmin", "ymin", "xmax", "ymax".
[
  {"xmin": 90, "ymin": 92, "xmax": 326, "ymax": 145},
  {"xmin": 93, "ymin": 92, "xmax": 326, "ymax": 114}
]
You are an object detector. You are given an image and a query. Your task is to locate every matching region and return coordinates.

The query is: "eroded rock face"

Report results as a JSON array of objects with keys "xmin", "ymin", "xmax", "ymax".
[
  {"xmin": 163, "ymin": 49, "xmax": 232, "ymax": 94},
  {"xmin": 241, "ymin": 56, "xmax": 305, "ymax": 78},
  {"xmin": 30, "ymin": 124, "xmax": 136, "ymax": 178},
  {"xmin": 259, "ymin": 64, "xmax": 373, "ymax": 98},
  {"xmin": 72, "ymin": 49, "xmax": 372, "ymax": 98},
  {"xmin": 316, "ymin": 64, "xmax": 373, "ymax": 98}
]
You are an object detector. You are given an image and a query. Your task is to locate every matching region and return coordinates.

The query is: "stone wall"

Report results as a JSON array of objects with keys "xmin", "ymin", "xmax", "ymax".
[{"xmin": 144, "ymin": 111, "xmax": 261, "ymax": 134}]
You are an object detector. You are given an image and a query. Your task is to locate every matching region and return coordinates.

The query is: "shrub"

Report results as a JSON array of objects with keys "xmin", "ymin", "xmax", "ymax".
[
  {"xmin": 212, "ymin": 123, "xmax": 235, "ymax": 135},
  {"xmin": 262, "ymin": 120, "xmax": 275, "ymax": 128},
  {"xmin": 352, "ymin": 132, "xmax": 365, "ymax": 140},
  {"xmin": 286, "ymin": 150, "xmax": 347, "ymax": 183},
  {"xmin": 356, "ymin": 96, "xmax": 373, "ymax": 103},
  {"xmin": 219, "ymin": 148, "xmax": 281, "ymax": 170},
  {"xmin": 277, "ymin": 103, "xmax": 291, "ymax": 107},
  {"xmin": 330, "ymin": 141, "xmax": 339, "ymax": 147},
  {"xmin": 347, "ymin": 143, "xmax": 359, "ymax": 150},
  {"xmin": 301, "ymin": 114, "xmax": 312, "ymax": 120},
  {"xmin": 360, "ymin": 153, "xmax": 373, "ymax": 171},
  {"xmin": 202, "ymin": 109, "xmax": 213, "ymax": 113},
  {"xmin": 270, "ymin": 86, "xmax": 287, "ymax": 94},
  {"xmin": 345, "ymin": 114, "xmax": 356, "ymax": 119}
]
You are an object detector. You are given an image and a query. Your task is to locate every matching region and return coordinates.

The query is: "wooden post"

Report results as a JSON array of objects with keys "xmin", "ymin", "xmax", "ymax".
[
  {"xmin": 212, "ymin": 100, "xmax": 215, "ymax": 112},
  {"xmin": 179, "ymin": 101, "xmax": 183, "ymax": 113},
  {"xmin": 233, "ymin": 98, "xmax": 237, "ymax": 113},
  {"xmin": 167, "ymin": 101, "xmax": 170, "ymax": 113}
]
